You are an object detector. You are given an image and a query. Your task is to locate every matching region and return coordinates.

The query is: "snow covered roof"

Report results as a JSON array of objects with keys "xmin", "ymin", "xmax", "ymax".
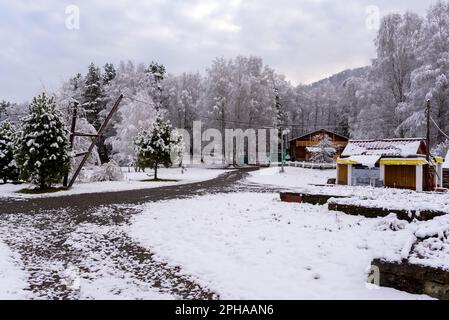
[
  {"xmin": 289, "ymin": 128, "xmax": 348, "ymax": 142},
  {"xmin": 343, "ymin": 155, "xmax": 381, "ymax": 168},
  {"xmin": 341, "ymin": 138, "xmax": 425, "ymax": 158}
]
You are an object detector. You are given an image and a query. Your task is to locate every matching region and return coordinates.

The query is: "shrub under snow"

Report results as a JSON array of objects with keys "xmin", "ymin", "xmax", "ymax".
[{"xmin": 90, "ymin": 160, "xmax": 124, "ymax": 182}]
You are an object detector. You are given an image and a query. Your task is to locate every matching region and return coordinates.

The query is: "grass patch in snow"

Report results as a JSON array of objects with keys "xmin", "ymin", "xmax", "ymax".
[
  {"xmin": 17, "ymin": 187, "xmax": 67, "ymax": 194},
  {"xmin": 139, "ymin": 178, "xmax": 180, "ymax": 182}
]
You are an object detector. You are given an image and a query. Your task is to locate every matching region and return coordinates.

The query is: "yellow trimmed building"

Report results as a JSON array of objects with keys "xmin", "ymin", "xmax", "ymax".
[{"xmin": 336, "ymin": 138, "xmax": 444, "ymax": 191}]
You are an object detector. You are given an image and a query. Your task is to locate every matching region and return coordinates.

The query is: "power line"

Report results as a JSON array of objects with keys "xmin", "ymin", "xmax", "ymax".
[{"xmin": 430, "ymin": 116, "xmax": 449, "ymax": 140}]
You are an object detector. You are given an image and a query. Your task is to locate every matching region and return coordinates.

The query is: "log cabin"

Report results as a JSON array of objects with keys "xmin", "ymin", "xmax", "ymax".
[{"xmin": 289, "ymin": 129, "xmax": 349, "ymax": 161}]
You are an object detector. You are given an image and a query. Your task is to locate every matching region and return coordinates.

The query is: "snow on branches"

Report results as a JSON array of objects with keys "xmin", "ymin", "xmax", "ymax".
[
  {"xmin": 134, "ymin": 111, "xmax": 184, "ymax": 180},
  {"xmin": 0, "ymin": 120, "xmax": 19, "ymax": 183},
  {"xmin": 309, "ymin": 134, "xmax": 338, "ymax": 163},
  {"xmin": 16, "ymin": 93, "xmax": 70, "ymax": 189}
]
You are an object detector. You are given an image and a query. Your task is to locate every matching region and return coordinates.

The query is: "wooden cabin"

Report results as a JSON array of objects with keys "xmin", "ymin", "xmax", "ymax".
[
  {"xmin": 336, "ymin": 138, "xmax": 444, "ymax": 192},
  {"xmin": 289, "ymin": 129, "xmax": 349, "ymax": 161}
]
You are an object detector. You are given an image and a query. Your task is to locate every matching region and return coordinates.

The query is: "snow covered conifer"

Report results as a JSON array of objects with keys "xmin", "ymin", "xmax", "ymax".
[
  {"xmin": 0, "ymin": 100, "xmax": 10, "ymax": 122},
  {"xmin": 134, "ymin": 111, "xmax": 183, "ymax": 180},
  {"xmin": 16, "ymin": 93, "xmax": 70, "ymax": 189},
  {"xmin": 83, "ymin": 63, "xmax": 104, "ymax": 129},
  {"xmin": 310, "ymin": 134, "xmax": 338, "ymax": 163},
  {"xmin": 103, "ymin": 63, "xmax": 116, "ymax": 85},
  {"xmin": 0, "ymin": 120, "xmax": 19, "ymax": 183}
]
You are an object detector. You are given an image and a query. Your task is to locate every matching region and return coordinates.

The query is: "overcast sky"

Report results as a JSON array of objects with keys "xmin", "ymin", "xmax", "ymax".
[{"xmin": 0, "ymin": 0, "xmax": 431, "ymax": 102}]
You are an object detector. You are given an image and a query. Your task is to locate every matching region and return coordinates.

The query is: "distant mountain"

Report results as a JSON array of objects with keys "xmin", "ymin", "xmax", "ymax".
[{"xmin": 310, "ymin": 66, "xmax": 370, "ymax": 88}]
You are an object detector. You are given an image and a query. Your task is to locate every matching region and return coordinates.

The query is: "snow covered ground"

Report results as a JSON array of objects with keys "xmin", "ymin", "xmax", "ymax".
[
  {"xmin": 0, "ymin": 167, "xmax": 231, "ymax": 199},
  {"xmin": 247, "ymin": 166, "xmax": 335, "ymax": 189},
  {"xmin": 0, "ymin": 240, "xmax": 28, "ymax": 299},
  {"xmin": 248, "ymin": 167, "xmax": 449, "ymax": 214},
  {"xmin": 128, "ymin": 192, "xmax": 433, "ymax": 300}
]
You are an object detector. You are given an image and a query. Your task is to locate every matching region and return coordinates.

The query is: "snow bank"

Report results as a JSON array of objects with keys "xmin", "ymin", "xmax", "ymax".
[
  {"xmin": 0, "ymin": 241, "xmax": 28, "ymax": 299},
  {"xmin": 249, "ymin": 167, "xmax": 449, "ymax": 214},
  {"xmin": 247, "ymin": 167, "xmax": 335, "ymax": 189},
  {"xmin": 408, "ymin": 214, "xmax": 449, "ymax": 271},
  {"xmin": 128, "ymin": 193, "xmax": 431, "ymax": 299}
]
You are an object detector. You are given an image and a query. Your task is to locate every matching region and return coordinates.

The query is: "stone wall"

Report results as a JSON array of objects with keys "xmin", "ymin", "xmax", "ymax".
[
  {"xmin": 328, "ymin": 202, "xmax": 446, "ymax": 222},
  {"xmin": 371, "ymin": 259, "xmax": 449, "ymax": 300}
]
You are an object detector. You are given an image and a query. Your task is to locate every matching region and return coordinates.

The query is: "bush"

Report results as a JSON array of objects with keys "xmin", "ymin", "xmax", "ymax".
[{"xmin": 90, "ymin": 160, "xmax": 124, "ymax": 182}]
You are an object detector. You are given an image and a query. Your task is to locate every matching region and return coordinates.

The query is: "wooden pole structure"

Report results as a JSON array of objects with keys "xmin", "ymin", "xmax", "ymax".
[
  {"xmin": 63, "ymin": 102, "xmax": 78, "ymax": 187},
  {"xmin": 67, "ymin": 94, "xmax": 123, "ymax": 188},
  {"xmin": 426, "ymin": 99, "xmax": 431, "ymax": 162}
]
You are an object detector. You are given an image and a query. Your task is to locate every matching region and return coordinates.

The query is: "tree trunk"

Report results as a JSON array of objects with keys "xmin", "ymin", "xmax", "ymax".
[{"xmin": 154, "ymin": 164, "xmax": 158, "ymax": 180}]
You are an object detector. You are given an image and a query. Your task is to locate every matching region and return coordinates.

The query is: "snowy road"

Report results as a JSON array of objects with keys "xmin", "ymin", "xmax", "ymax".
[{"xmin": 0, "ymin": 168, "xmax": 282, "ymax": 299}]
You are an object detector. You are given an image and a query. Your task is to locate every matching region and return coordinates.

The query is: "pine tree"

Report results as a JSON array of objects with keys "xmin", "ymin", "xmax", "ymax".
[
  {"xmin": 16, "ymin": 93, "xmax": 70, "ymax": 189},
  {"xmin": 103, "ymin": 63, "xmax": 116, "ymax": 85},
  {"xmin": 0, "ymin": 100, "xmax": 10, "ymax": 122},
  {"xmin": 146, "ymin": 62, "xmax": 166, "ymax": 110},
  {"xmin": 0, "ymin": 120, "xmax": 19, "ymax": 183},
  {"xmin": 83, "ymin": 63, "xmax": 104, "ymax": 129},
  {"xmin": 134, "ymin": 111, "xmax": 183, "ymax": 180}
]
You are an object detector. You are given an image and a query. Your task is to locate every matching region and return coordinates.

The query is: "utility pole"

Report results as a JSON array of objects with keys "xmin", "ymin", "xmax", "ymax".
[
  {"xmin": 426, "ymin": 99, "xmax": 434, "ymax": 191},
  {"xmin": 280, "ymin": 126, "xmax": 285, "ymax": 173}
]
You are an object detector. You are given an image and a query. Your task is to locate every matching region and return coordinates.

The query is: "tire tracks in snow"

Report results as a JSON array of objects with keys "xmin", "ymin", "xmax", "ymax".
[{"xmin": 0, "ymin": 167, "xmax": 282, "ymax": 299}]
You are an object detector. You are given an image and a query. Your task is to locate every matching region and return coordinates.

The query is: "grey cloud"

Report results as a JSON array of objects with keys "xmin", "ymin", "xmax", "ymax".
[{"xmin": 0, "ymin": 0, "xmax": 430, "ymax": 102}]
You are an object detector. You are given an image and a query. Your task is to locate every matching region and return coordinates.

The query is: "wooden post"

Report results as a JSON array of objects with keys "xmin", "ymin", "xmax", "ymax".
[
  {"xmin": 63, "ymin": 102, "xmax": 78, "ymax": 187},
  {"xmin": 280, "ymin": 126, "xmax": 285, "ymax": 173},
  {"xmin": 426, "ymin": 100, "xmax": 431, "ymax": 162},
  {"xmin": 67, "ymin": 94, "xmax": 123, "ymax": 188},
  {"xmin": 425, "ymin": 100, "xmax": 435, "ymax": 191}
]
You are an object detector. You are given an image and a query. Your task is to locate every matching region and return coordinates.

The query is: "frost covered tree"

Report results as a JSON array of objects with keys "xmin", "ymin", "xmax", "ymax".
[
  {"xmin": 134, "ymin": 111, "xmax": 183, "ymax": 180},
  {"xmin": 0, "ymin": 120, "xmax": 19, "ymax": 183},
  {"xmin": 108, "ymin": 91, "xmax": 156, "ymax": 166},
  {"xmin": 398, "ymin": 2, "xmax": 449, "ymax": 144},
  {"xmin": 16, "ymin": 93, "xmax": 70, "ymax": 189},
  {"xmin": 0, "ymin": 101, "xmax": 11, "ymax": 122},
  {"xmin": 146, "ymin": 62, "xmax": 166, "ymax": 110},
  {"xmin": 103, "ymin": 63, "xmax": 116, "ymax": 85},
  {"xmin": 432, "ymin": 139, "xmax": 449, "ymax": 157},
  {"xmin": 373, "ymin": 12, "xmax": 423, "ymax": 137},
  {"xmin": 310, "ymin": 134, "xmax": 338, "ymax": 163},
  {"xmin": 164, "ymin": 72, "xmax": 203, "ymax": 135}
]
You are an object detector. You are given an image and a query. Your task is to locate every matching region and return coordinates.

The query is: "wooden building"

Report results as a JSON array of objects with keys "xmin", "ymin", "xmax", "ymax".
[
  {"xmin": 336, "ymin": 138, "xmax": 444, "ymax": 192},
  {"xmin": 289, "ymin": 129, "xmax": 349, "ymax": 161}
]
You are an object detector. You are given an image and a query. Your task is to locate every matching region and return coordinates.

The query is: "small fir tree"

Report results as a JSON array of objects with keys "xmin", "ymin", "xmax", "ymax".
[
  {"xmin": 16, "ymin": 93, "xmax": 70, "ymax": 189},
  {"xmin": 310, "ymin": 134, "xmax": 338, "ymax": 163},
  {"xmin": 134, "ymin": 111, "xmax": 183, "ymax": 180},
  {"xmin": 0, "ymin": 120, "xmax": 19, "ymax": 183}
]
